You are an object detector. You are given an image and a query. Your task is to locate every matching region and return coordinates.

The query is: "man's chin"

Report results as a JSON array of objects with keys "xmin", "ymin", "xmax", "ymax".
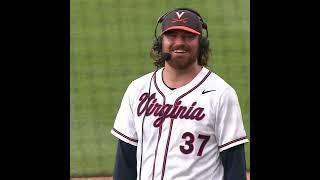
[{"xmin": 168, "ymin": 59, "xmax": 195, "ymax": 70}]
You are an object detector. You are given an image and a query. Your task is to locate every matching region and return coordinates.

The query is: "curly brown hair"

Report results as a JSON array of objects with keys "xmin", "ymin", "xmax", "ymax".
[{"xmin": 150, "ymin": 35, "xmax": 212, "ymax": 68}]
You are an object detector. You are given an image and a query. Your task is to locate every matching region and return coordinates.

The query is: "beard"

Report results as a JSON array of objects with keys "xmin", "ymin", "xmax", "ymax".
[{"xmin": 167, "ymin": 53, "xmax": 198, "ymax": 70}]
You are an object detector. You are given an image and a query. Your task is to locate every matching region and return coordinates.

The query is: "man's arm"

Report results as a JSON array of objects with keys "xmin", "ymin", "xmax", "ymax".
[
  {"xmin": 113, "ymin": 140, "xmax": 137, "ymax": 180},
  {"xmin": 220, "ymin": 144, "xmax": 247, "ymax": 180}
]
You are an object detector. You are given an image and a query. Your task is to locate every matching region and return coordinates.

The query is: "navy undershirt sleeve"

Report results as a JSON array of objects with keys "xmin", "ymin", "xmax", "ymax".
[
  {"xmin": 220, "ymin": 144, "xmax": 247, "ymax": 180},
  {"xmin": 113, "ymin": 140, "xmax": 137, "ymax": 180}
]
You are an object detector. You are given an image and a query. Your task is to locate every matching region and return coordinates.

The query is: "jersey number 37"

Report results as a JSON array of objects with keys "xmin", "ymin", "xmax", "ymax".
[{"xmin": 180, "ymin": 132, "xmax": 210, "ymax": 156}]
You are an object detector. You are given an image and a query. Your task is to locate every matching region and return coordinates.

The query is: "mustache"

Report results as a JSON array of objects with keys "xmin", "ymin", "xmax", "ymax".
[{"xmin": 171, "ymin": 44, "xmax": 189, "ymax": 51}]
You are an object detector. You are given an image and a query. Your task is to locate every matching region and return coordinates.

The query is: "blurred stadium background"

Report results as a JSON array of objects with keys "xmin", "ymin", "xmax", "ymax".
[{"xmin": 71, "ymin": 0, "xmax": 250, "ymax": 177}]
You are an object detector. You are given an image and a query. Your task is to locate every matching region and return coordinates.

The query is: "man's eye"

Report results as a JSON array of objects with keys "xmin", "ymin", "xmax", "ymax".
[
  {"xmin": 168, "ymin": 33, "xmax": 177, "ymax": 37},
  {"xmin": 186, "ymin": 34, "xmax": 196, "ymax": 39}
]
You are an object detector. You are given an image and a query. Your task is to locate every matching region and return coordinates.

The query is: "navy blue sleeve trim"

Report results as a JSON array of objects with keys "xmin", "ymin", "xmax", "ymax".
[
  {"xmin": 113, "ymin": 140, "xmax": 137, "ymax": 180},
  {"xmin": 220, "ymin": 144, "xmax": 246, "ymax": 180}
]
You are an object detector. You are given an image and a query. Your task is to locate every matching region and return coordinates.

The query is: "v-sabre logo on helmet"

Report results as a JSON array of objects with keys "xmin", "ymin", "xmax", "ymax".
[{"xmin": 171, "ymin": 11, "xmax": 188, "ymax": 23}]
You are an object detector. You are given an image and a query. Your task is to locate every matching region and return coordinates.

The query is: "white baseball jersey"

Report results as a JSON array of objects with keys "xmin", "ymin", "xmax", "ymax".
[{"xmin": 111, "ymin": 67, "xmax": 249, "ymax": 180}]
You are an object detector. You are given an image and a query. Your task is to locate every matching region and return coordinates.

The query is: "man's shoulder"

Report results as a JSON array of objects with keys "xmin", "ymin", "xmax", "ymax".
[
  {"xmin": 127, "ymin": 71, "xmax": 157, "ymax": 90},
  {"xmin": 131, "ymin": 71, "xmax": 156, "ymax": 84},
  {"xmin": 205, "ymin": 70, "xmax": 233, "ymax": 92}
]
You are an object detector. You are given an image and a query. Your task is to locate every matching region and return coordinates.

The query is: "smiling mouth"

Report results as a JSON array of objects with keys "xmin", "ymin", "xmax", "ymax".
[{"xmin": 173, "ymin": 50, "xmax": 187, "ymax": 53}]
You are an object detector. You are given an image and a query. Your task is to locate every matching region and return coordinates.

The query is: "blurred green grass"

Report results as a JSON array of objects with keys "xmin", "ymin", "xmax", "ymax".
[{"xmin": 71, "ymin": 0, "xmax": 250, "ymax": 177}]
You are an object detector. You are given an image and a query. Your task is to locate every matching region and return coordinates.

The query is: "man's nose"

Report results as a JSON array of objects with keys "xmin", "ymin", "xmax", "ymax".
[{"xmin": 174, "ymin": 36, "xmax": 186, "ymax": 44}]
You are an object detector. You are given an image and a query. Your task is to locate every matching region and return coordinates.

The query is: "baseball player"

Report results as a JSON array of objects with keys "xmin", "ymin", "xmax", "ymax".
[{"xmin": 111, "ymin": 7, "xmax": 249, "ymax": 180}]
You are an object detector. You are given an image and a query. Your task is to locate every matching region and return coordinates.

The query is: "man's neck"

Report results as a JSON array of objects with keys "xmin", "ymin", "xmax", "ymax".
[{"xmin": 162, "ymin": 64, "xmax": 202, "ymax": 89}]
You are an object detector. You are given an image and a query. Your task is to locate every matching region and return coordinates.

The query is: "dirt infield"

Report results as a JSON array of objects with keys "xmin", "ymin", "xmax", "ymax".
[{"xmin": 71, "ymin": 172, "xmax": 250, "ymax": 180}]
